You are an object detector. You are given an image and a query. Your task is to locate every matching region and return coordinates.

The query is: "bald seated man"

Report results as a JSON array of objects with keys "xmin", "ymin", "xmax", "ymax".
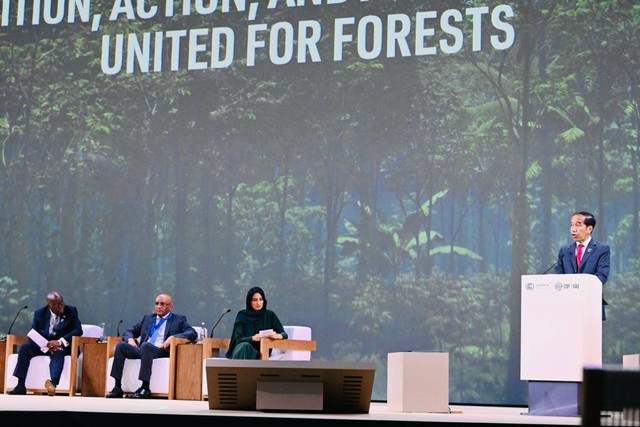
[{"xmin": 106, "ymin": 293, "xmax": 197, "ymax": 399}]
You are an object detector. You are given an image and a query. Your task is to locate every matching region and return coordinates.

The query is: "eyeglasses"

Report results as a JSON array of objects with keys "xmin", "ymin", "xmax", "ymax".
[{"xmin": 154, "ymin": 302, "xmax": 168, "ymax": 306}]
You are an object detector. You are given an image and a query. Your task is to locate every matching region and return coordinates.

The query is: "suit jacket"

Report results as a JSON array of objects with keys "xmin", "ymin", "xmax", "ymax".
[
  {"xmin": 553, "ymin": 238, "xmax": 610, "ymax": 319},
  {"xmin": 553, "ymin": 238, "xmax": 610, "ymax": 285},
  {"xmin": 30, "ymin": 304, "xmax": 83, "ymax": 343},
  {"xmin": 123, "ymin": 312, "xmax": 197, "ymax": 344}
]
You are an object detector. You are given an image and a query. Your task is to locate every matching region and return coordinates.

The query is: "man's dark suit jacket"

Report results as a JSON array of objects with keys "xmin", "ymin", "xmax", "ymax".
[
  {"xmin": 123, "ymin": 313, "xmax": 197, "ymax": 343},
  {"xmin": 30, "ymin": 304, "xmax": 83, "ymax": 343},
  {"xmin": 553, "ymin": 238, "xmax": 610, "ymax": 319},
  {"xmin": 553, "ymin": 238, "xmax": 610, "ymax": 284},
  {"xmin": 12, "ymin": 304, "xmax": 82, "ymax": 384}
]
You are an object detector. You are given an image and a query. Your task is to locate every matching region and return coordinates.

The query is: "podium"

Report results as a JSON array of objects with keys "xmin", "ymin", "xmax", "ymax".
[{"xmin": 520, "ymin": 274, "xmax": 602, "ymax": 416}]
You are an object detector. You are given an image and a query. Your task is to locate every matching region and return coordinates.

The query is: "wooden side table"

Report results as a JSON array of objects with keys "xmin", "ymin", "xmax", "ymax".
[
  {"xmin": 175, "ymin": 342, "xmax": 203, "ymax": 400},
  {"xmin": 81, "ymin": 341, "xmax": 108, "ymax": 396},
  {"xmin": 80, "ymin": 336, "xmax": 121, "ymax": 397},
  {"xmin": 0, "ymin": 339, "xmax": 6, "ymax": 393}
]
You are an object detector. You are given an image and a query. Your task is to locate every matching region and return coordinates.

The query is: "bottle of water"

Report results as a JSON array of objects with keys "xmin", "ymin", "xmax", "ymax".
[
  {"xmin": 200, "ymin": 322, "xmax": 206, "ymax": 343},
  {"xmin": 99, "ymin": 322, "xmax": 107, "ymax": 342}
]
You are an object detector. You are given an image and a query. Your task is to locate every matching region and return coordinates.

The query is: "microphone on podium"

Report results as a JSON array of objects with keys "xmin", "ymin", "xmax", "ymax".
[
  {"xmin": 7, "ymin": 305, "xmax": 29, "ymax": 336},
  {"xmin": 116, "ymin": 319, "xmax": 123, "ymax": 337},
  {"xmin": 540, "ymin": 260, "xmax": 559, "ymax": 275},
  {"xmin": 209, "ymin": 308, "xmax": 232, "ymax": 338}
]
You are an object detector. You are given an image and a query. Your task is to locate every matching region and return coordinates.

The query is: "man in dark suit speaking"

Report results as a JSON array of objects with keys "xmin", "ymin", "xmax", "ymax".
[
  {"xmin": 8, "ymin": 291, "xmax": 83, "ymax": 396},
  {"xmin": 106, "ymin": 293, "xmax": 197, "ymax": 399},
  {"xmin": 553, "ymin": 211, "xmax": 610, "ymax": 319}
]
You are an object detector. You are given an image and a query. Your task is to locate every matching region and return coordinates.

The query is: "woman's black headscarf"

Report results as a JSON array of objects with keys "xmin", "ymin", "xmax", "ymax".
[
  {"xmin": 226, "ymin": 287, "xmax": 268, "ymax": 357},
  {"xmin": 244, "ymin": 286, "xmax": 267, "ymax": 311},
  {"xmin": 235, "ymin": 286, "xmax": 267, "ymax": 324}
]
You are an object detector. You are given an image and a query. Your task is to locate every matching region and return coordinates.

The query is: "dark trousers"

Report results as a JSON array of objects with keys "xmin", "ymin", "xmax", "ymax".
[
  {"xmin": 13, "ymin": 340, "xmax": 70, "ymax": 385},
  {"xmin": 110, "ymin": 341, "xmax": 169, "ymax": 383}
]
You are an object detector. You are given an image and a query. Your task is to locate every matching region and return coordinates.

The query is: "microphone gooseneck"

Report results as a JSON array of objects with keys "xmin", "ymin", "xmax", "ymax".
[
  {"xmin": 209, "ymin": 308, "xmax": 232, "ymax": 338},
  {"xmin": 116, "ymin": 319, "xmax": 123, "ymax": 337},
  {"xmin": 7, "ymin": 305, "xmax": 29, "ymax": 335},
  {"xmin": 540, "ymin": 259, "xmax": 559, "ymax": 275}
]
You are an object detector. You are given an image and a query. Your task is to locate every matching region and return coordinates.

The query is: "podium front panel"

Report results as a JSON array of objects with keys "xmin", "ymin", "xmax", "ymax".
[{"xmin": 521, "ymin": 274, "xmax": 602, "ymax": 382}]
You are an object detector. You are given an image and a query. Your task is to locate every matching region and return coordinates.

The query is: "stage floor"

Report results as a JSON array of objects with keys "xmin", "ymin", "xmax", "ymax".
[{"xmin": 0, "ymin": 395, "xmax": 581, "ymax": 427}]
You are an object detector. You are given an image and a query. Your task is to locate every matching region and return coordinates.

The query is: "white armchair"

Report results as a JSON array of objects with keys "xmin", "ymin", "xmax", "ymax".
[
  {"xmin": 3, "ymin": 323, "xmax": 104, "ymax": 396},
  {"xmin": 105, "ymin": 326, "xmax": 204, "ymax": 399},
  {"xmin": 263, "ymin": 325, "xmax": 316, "ymax": 360}
]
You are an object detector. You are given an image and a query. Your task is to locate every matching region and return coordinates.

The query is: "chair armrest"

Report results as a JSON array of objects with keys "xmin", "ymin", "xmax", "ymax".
[
  {"xmin": 259, "ymin": 338, "xmax": 317, "ymax": 360},
  {"xmin": 106, "ymin": 336, "xmax": 123, "ymax": 358},
  {"xmin": 5, "ymin": 334, "xmax": 28, "ymax": 362},
  {"xmin": 71, "ymin": 336, "xmax": 99, "ymax": 347},
  {"xmin": 166, "ymin": 337, "xmax": 192, "ymax": 399},
  {"xmin": 201, "ymin": 337, "xmax": 230, "ymax": 359},
  {"xmin": 70, "ymin": 336, "xmax": 98, "ymax": 358},
  {"xmin": 5, "ymin": 334, "xmax": 28, "ymax": 348},
  {"xmin": 170, "ymin": 337, "xmax": 191, "ymax": 349}
]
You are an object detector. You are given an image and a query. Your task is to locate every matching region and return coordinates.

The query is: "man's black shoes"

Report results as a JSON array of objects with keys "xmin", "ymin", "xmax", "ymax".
[
  {"xmin": 8, "ymin": 385, "xmax": 27, "ymax": 395},
  {"xmin": 127, "ymin": 387, "xmax": 152, "ymax": 399},
  {"xmin": 106, "ymin": 386, "xmax": 123, "ymax": 398}
]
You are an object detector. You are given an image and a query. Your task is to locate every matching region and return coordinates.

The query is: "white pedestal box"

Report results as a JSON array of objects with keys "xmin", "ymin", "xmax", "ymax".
[
  {"xmin": 623, "ymin": 354, "xmax": 640, "ymax": 369},
  {"xmin": 387, "ymin": 352, "xmax": 449, "ymax": 413}
]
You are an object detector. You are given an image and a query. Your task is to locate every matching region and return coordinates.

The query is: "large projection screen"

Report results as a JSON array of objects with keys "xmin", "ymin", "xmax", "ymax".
[{"xmin": 1, "ymin": 1, "xmax": 638, "ymax": 407}]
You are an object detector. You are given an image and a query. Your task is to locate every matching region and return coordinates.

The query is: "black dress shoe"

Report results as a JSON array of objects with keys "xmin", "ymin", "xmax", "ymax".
[
  {"xmin": 127, "ymin": 387, "xmax": 152, "ymax": 399},
  {"xmin": 106, "ymin": 386, "xmax": 123, "ymax": 398},
  {"xmin": 8, "ymin": 386, "xmax": 27, "ymax": 395}
]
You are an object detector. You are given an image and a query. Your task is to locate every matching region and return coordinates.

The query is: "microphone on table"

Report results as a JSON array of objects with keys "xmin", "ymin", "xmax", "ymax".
[
  {"xmin": 209, "ymin": 308, "xmax": 231, "ymax": 338},
  {"xmin": 539, "ymin": 259, "xmax": 559, "ymax": 275},
  {"xmin": 116, "ymin": 319, "xmax": 123, "ymax": 337},
  {"xmin": 7, "ymin": 305, "xmax": 29, "ymax": 336}
]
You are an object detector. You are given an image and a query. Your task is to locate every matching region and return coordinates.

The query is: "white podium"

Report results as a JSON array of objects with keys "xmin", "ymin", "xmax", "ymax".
[
  {"xmin": 521, "ymin": 274, "xmax": 602, "ymax": 416},
  {"xmin": 387, "ymin": 352, "xmax": 449, "ymax": 413}
]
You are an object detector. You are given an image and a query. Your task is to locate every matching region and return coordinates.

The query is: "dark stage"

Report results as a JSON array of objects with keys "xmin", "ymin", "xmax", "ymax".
[{"xmin": 0, "ymin": 395, "xmax": 581, "ymax": 427}]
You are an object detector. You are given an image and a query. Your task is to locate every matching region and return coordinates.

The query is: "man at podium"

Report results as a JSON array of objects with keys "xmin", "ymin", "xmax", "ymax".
[{"xmin": 553, "ymin": 211, "xmax": 610, "ymax": 319}]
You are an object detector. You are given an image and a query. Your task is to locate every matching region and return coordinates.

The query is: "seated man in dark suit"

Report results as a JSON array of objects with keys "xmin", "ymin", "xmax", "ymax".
[
  {"xmin": 106, "ymin": 293, "xmax": 197, "ymax": 399},
  {"xmin": 8, "ymin": 291, "xmax": 83, "ymax": 396}
]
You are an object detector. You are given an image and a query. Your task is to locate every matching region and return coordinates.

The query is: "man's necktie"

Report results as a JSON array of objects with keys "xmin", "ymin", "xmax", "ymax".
[
  {"xmin": 49, "ymin": 315, "xmax": 59, "ymax": 335},
  {"xmin": 576, "ymin": 243, "xmax": 584, "ymax": 267},
  {"xmin": 149, "ymin": 316, "xmax": 165, "ymax": 344}
]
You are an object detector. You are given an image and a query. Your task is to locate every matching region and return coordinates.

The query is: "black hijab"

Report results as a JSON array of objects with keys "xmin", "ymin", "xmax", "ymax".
[
  {"xmin": 235, "ymin": 286, "xmax": 267, "ymax": 326},
  {"xmin": 226, "ymin": 287, "xmax": 268, "ymax": 357}
]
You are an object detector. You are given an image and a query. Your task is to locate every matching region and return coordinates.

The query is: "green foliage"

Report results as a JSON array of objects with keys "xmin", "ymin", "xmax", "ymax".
[
  {"xmin": 1, "ymin": 0, "xmax": 639, "ymax": 406},
  {"xmin": 603, "ymin": 265, "xmax": 640, "ymax": 362},
  {"xmin": 0, "ymin": 277, "xmax": 32, "ymax": 333},
  {"xmin": 329, "ymin": 272, "xmax": 511, "ymax": 404}
]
